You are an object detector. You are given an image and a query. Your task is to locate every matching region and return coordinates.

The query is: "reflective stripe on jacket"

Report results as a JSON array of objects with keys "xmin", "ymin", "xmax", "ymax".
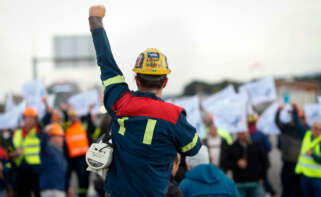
[
  {"xmin": 13, "ymin": 128, "xmax": 41, "ymax": 166},
  {"xmin": 65, "ymin": 122, "xmax": 89, "ymax": 158},
  {"xmin": 295, "ymin": 130, "xmax": 321, "ymax": 178}
]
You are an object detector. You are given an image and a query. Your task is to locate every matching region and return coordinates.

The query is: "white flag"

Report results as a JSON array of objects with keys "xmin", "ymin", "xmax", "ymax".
[
  {"xmin": 202, "ymin": 85, "xmax": 236, "ymax": 112},
  {"xmin": 239, "ymin": 77, "xmax": 276, "ymax": 105},
  {"xmin": 5, "ymin": 93, "xmax": 16, "ymax": 112},
  {"xmin": 68, "ymin": 90, "xmax": 101, "ymax": 116},
  {"xmin": 257, "ymin": 102, "xmax": 281, "ymax": 135},
  {"xmin": 304, "ymin": 103, "xmax": 321, "ymax": 127},
  {"xmin": 207, "ymin": 93, "xmax": 248, "ymax": 133},
  {"xmin": 21, "ymin": 80, "xmax": 48, "ymax": 118},
  {"xmin": 172, "ymin": 96, "xmax": 207, "ymax": 138},
  {"xmin": 0, "ymin": 102, "xmax": 26, "ymax": 130}
]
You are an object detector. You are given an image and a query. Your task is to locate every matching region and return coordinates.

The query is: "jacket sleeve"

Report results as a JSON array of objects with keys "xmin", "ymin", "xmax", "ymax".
[
  {"xmin": 292, "ymin": 108, "xmax": 308, "ymax": 139},
  {"xmin": 275, "ymin": 109, "xmax": 285, "ymax": 131},
  {"xmin": 172, "ymin": 111, "xmax": 201, "ymax": 157},
  {"xmin": 89, "ymin": 16, "xmax": 129, "ymax": 116},
  {"xmin": 262, "ymin": 133, "xmax": 272, "ymax": 153}
]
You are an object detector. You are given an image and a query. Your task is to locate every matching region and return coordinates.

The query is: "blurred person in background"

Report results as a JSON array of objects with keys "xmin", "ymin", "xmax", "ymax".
[
  {"xmin": 8, "ymin": 107, "xmax": 42, "ymax": 197},
  {"xmin": 180, "ymin": 145, "xmax": 239, "ymax": 197},
  {"xmin": 203, "ymin": 113, "xmax": 231, "ymax": 172},
  {"xmin": 275, "ymin": 105, "xmax": 303, "ymax": 197},
  {"xmin": 40, "ymin": 123, "xmax": 68, "ymax": 197},
  {"xmin": 89, "ymin": 5, "xmax": 201, "ymax": 196},
  {"xmin": 247, "ymin": 114, "xmax": 275, "ymax": 196},
  {"xmin": 64, "ymin": 109, "xmax": 89, "ymax": 197},
  {"xmin": 295, "ymin": 121, "xmax": 321, "ymax": 197},
  {"xmin": 224, "ymin": 130, "xmax": 268, "ymax": 197},
  {"xmin": 166, "ymin": 153, "xmax": 183, "ymax": 197}
]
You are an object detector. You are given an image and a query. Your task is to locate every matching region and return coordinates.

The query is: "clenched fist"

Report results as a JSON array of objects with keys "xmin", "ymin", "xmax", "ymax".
[{"xmin": 89, "ymin": 5, "xmax": 106, "ymax": 18}]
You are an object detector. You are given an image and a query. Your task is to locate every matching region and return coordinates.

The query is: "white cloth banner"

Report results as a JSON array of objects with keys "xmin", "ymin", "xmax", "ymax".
[
  {"xmin": 239, "ymin": 77, "xmax": 277, "ymax": 105},
  {"xmin": 5, "ymin": 93, "xmax": 16, "ymax": 112},
  {"xmin": 21, "ymin": 80, "xmax": 48, "ymax": 118},
  {"xmin": 202, "ymin": 85, "xmax": 236, "ymax": 112},
  {"xmin": 257, "ymin": 102, "xmax": 281, "ymax": 135},
  {"xmin": 0, "ymin": 102, "xmax": 26, "ymax": 130},
  {"xmin": 304, "ymin": 103, "xmax": 321, "ymax": 127},
  {"xmin": 280, "ymin": 104, "xmax": 292, "ymax": 124},
  {"xmin": 172, "ymin": 96, "xmax": 207, "ymax": 138},
  {"xmin": 206, "ymin": 93, "xmax": 248, "ymax": 133},
  {"xmin": 318, "ymin": 96, "xmax": 321, "ymax": 103},
  {"xmin": 68, "ymin": 90, "xmax": 101, "ymax": 116}
]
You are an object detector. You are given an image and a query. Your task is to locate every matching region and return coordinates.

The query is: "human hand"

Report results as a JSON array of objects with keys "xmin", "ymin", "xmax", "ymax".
[
  {"xmin": 237, "ymin": 159, "xmax": 247, "ymax": 169},
  {"xmin": 89, "ymin": 5, "xmax": 106, "ymax": 18}
]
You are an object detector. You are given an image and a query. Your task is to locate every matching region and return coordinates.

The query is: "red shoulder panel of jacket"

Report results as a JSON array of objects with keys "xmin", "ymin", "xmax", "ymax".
[{"xmin": 112, "ymin": 92, "xmax": 183, "ymax": 124}]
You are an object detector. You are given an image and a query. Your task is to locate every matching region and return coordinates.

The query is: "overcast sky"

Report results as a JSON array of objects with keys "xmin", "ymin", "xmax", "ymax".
[{"xmin": 0, "ymin": 0, "xmax": 320, "ymax": 101}]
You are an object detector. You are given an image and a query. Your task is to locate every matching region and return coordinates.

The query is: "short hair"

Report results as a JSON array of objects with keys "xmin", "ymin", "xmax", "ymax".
[{"xmin": 136, "ymin": 74, "xmax": 167, "ymax": 89}]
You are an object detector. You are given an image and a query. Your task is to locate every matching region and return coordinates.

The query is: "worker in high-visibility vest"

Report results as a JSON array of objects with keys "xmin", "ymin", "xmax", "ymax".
[
  {"xmin": 295, "ymin": 121, "xmax": 321, "ymax": 197},
  {"xmin": 8, "ymin": 107, "xmax": 42, "ymax": 197},
  {"xmin": 89, "ymin": 5, "xmax": 201, "ymax": 197},
  {"xmin": 64, "ymin": 109, "xmax": 89, "ymax": 197}
]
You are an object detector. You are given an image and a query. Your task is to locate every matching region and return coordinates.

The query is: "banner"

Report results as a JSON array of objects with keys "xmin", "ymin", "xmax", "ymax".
[
  {"xmin": 172, "ymin": 96, "xmax": 207, "ymax": 138},
  {"xmin": 206, "ymin": 93, "xmax": 248, "ymax": 133},
  {"xmin": 304, "ymin": 103, "xmax": 321, "ymax": 127},
  {"xmin": 202, "ymin": 85, "xmax": 236, "ymax": 112},
  {"xmin": 0, "ymin": 102, "xmax": 26, "ymax": 130},
  {"xmin": 21, "ymin": 79, "xmax": 48, "ymax": 118},
  {"xmin": 5, "ymin": 93, "xmax": 16, "ymax": 112},
  {"xmin": 318, "ymin": 96, "xmax": 321, "ymax": 103},
  {"xmin": 239, "ymin": 77, "xmax": 276, "ymax": 105},
  {"xmin": 68, "ymin": 90, "xmax": 101, "ymax": 116},
  {"xmin": 257, "ymin": 102, "xmax": 281, "ymax": 135}
]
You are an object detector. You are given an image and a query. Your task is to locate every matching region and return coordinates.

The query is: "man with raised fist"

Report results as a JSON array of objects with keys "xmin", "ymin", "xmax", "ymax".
[{"xmin": 89, "ymin": 5, "xmax": 201, "ymax": 197}]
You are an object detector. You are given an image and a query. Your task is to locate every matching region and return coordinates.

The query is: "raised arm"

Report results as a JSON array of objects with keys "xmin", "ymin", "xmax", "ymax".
[{"xmin": 89, "ymin": 5, "xmax": 129, "ymax": 116}]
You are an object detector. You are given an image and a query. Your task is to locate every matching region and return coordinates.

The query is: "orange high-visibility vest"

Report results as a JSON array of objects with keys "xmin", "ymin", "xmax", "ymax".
[{"xmin": 65, "ymin": 122, "xmax": 89, "ymax": 158}]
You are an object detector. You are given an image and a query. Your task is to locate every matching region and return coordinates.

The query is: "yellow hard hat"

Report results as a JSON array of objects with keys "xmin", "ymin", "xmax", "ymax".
[
  {"xmin": 132, "ymin": 48, "xmax": 171, "ymax": 75},
  {"xmin": 247, "ymin": 114, "xmax": 258, "ymax": 123},
  {"xmin": 67, "ymin": 109, "xmax": 78, "ymax": 117}
]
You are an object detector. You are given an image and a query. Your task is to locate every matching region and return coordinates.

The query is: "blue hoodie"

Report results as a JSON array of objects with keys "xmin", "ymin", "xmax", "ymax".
[{"xmin": 180, "ymin": 164, "xmax": 240, "ymax": 197}]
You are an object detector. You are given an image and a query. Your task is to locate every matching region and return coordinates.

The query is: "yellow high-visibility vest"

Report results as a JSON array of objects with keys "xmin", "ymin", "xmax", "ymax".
[
  {"xmin": 13, "ymin": 128, "xmax": 41, "ymax": 166},
  {"xmin": 295, "ymin": 131, "xmax": 321, "ymax": 178}
]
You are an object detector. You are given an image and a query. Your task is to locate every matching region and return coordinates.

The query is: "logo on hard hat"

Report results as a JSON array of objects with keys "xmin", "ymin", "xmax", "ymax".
[{"xmin": 135, "ymin": 53, "xmax": 144, "ymax": 68}]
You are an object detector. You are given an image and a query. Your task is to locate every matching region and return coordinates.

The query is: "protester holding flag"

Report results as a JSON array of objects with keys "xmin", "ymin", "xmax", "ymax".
[
  {"xmin": 224, "ymin": 130, "xmax": 268, "ymax": 197},
  {"xmin": 64, "ymin": 109, "xmax": 89, "ymax": 197},
  {"xmin": 275, "ymin": 105, "xmax": 302, "ymax": 197},
  {"xmin": 39, "ymin": 123, "xmax": 68, "ymax": 197},
  {"xmin": 247, "ymin": 114, "xmax": 275, "ymax": 196},
  {"xmin": 295, "ymin": 121, "xmax": 321, "ymax": 197},
  {"xmin": 8, "ymin": 107, "xmax": 42, "ymax": 197},
  {"xmin": 202, "ymin": 114, "xmax": 231, "ymax": 172}
]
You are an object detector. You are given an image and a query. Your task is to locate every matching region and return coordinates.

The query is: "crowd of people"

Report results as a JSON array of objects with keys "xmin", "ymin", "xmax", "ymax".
[{"xmin": 0, "ymin": 4, "xmax": 320, "ymax": 197}]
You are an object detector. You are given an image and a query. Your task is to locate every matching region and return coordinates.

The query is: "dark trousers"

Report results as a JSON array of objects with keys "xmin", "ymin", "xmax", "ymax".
[
  {"xmin": 67, "ymin": 155, "xmax": 89, "ymax": 197},
  {"xmin": 300, "ymin": 175, "xmax": 321, "ymax": 197},
  {"xmin": 15, "ymin": 165, "xmax": 40, "ymax": 197},
  {"xmin": 281, "ymin": 162, "xmax": 302, "ymax": 197}
]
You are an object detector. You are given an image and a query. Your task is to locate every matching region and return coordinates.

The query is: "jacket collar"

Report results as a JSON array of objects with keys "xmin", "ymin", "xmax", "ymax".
[{"xmin": 132, "ymin": 91, "xmax": 163, "ymax": 101}]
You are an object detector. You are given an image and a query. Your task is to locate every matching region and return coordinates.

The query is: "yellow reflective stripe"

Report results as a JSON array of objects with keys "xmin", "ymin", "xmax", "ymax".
[
  {"xmin": 103, "ymin": 75, "xmax": 125, "ymax": 88},
  {"xmin": 143, "ymin": 119, "xmax": 157, "ymax": 145},
  {"xmin": 118, "ymin": 117, "xmax": 128, "ymax": 136},
  {"xmin": 181, "ymin": 133, "xmax": 199, "ymax": 153}
]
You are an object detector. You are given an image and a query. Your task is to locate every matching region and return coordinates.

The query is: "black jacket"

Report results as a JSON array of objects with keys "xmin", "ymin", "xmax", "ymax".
[{"xmin": 224, "ymin": 140, "xmax": 268, "ymax": 183}]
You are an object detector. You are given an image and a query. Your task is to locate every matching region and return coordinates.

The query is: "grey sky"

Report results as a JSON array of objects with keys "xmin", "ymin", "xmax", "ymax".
[{"xmin": 1, "ymin": 0, "xmax": 321, "ymax": 101}]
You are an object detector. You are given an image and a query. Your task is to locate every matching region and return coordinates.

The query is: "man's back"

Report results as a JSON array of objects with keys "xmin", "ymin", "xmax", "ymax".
[{"xmin": 89, "ymin": 9, "xmax": 201, "ymax": 196}]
